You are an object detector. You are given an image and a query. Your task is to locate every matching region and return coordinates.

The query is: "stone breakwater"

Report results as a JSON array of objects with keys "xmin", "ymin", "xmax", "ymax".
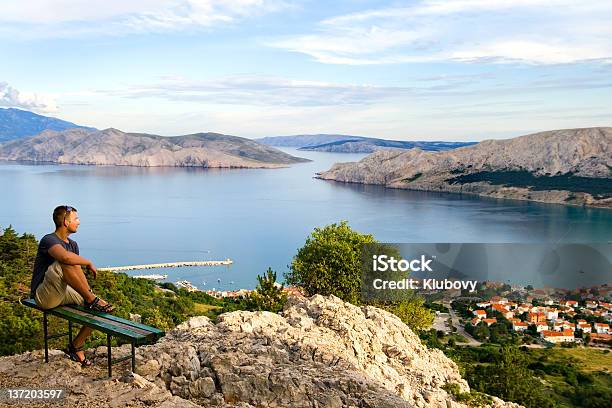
[
  {"xmin": 0, "ymin": 295, "xmax": 522, "ymax": 408},
  {"xmin": 98, "ymin": 259, "xmax": 233, "ymax": 272}
]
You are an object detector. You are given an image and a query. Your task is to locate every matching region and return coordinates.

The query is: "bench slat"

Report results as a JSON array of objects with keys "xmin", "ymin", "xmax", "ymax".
[
  {"xmin": 66, "ymin": 304, "xmax": 165, "ymax": 336},
  {"xmin": 48, "ymin": 308, "xmax": 147, "ymax": 341},
  {"xmin": 22, "ymin": 298, "xmax": 44, "ymax": 310},
  {"xmin": 65, "ymin": 307, "xmax": 153, "ymax": 336}
]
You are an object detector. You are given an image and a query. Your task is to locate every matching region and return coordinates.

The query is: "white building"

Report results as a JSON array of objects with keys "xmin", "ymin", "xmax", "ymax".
[
  {"xmin": 541, "ymin": 330, "xmax": 575, "ymax": 344},
  {"xmin": 546, "ymin": 309, "xmax": 559, "ymax": 321},
  {"xmin": 473, "ymin": 310, "xmax": 487, "ymax": 319},
  {"xmin": 512, "ymin": 322, "xmax": 529, "ymax": 332}
]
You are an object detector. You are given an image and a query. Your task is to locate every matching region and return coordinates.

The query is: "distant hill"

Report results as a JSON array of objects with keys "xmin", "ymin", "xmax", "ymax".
[
  {"xmin": 0, "ymin": 108, "xmax": 94, "ymax": 142},
  {"xmin": 257, "ymin": 134, "xmax": 364, "ymax": 148},
  {"xmin": 317, "ymin": 127, "xmax": 612, "ymax": 208},
  {"xmin": 0, "ymin": 128, "xmax": 310, "ymax": 168},
  {"xmin": 257, "ymin": 134, "xmax": 476, "ymax": 153}
]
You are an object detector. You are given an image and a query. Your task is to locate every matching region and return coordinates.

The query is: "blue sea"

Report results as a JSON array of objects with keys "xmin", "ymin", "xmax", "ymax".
[{"xmin": 1, "ymin": 148, "xmax": 610, "ymax": 290}]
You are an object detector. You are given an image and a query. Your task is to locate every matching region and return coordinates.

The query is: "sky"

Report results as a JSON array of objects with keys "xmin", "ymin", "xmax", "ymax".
[{"xmin": 1, "ymin": 0, "xmax": 611, "ymax": 141}]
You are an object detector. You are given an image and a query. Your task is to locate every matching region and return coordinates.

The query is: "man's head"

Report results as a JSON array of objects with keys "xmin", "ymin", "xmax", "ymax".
[{"xmin": 53, "ymin": 205, "xmax": 80, "ymax": 233}]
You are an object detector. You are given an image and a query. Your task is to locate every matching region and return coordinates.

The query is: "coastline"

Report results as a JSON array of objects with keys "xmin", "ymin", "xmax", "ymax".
[{"xmin": 315, "ymin": 175, "xmax": 612, "ymax": 209}]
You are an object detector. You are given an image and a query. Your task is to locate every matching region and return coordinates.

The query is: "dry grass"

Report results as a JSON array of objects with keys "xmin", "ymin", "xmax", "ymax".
[
  {"xmin": 547, "ymin": 347, "xmax": 612, "ymax": 373},
  {"xmin": 193, "ymin": 303, "xmax": 222, "ymax": 314}
]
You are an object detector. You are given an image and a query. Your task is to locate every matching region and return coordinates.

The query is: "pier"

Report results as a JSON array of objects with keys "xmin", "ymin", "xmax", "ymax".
[
  {"xmin": 132, "ymin": 274, "xmax": 168, "ymax": 280},
  {"xmin": 98, "ymin": 259, "xmax": 233, "ymax": 272}
]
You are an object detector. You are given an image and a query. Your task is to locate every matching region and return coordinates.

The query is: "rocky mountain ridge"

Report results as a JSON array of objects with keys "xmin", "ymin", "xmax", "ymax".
[
  {"xmin": 0, "ymin": 295, "xmax": 521, "ymax": 408},
  {"xmin": 257, "ymin": 134, "xmax": 361, "ymax": 148},
  {"xmin": 0, "ymin": 128, "xmax": 309, "ymax": 168},
  {"xmin": 258, "ymin": 134, "xmax": 476, "ymax": 153},
  {"xmin": 317, "ymin": 127, "xmax": 612, "ymax": 208},
  {"xmin": 0, "ymin": 107, "xmax": 93, "ymax": 142}
]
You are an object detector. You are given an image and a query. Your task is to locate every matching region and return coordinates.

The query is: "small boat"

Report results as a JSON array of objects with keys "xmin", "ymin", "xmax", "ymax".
[{"xmin": 176, "ymin": 279, "xmax": 199, "ymax": 292}]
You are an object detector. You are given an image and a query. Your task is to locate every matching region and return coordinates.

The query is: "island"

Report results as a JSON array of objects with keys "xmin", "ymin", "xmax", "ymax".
[
  {"xmin": 0, "ymin": 127, "xmax": 310, "ymax": 168},
  {"xmin": 316, "ymin": 127, "xmax": 612, "ymax": 208}
]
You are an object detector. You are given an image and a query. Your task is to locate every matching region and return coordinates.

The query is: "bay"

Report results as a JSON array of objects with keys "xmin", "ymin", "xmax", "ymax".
[{"xmin": 1, "ymin": 147, "xmax": 610, "ymax": 290}]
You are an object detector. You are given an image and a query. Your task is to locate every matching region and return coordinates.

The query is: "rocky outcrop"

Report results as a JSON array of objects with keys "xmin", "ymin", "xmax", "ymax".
[
  {"xmin": 0, "ymin": 128, "xmax": 309, "ymax": 168},
  {"xmin": 317, "ymin": 127, "xmax": 612, "ymax": 208},
  {"xmin": 0, "ymin": 295, "xmax": 520, "ymax": 408}
]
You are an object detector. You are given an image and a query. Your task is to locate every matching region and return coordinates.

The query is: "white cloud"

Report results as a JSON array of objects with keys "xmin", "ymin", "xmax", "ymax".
[
  {"xmin": 123, "ymin": 0, "xmax": 288, "ymax": 32},
  {"xmin": 97, "ymin": 74, "xmax": 417, "ymax": 106},
  {"xmin": 0, "ymin": 0, "xmax": 288, "ymax": 37},
  {"xmin": 272, "ymin": 26, "xmax": 439, "ymax": 65},
  {"xmin": 269, "ymin": 0, "xmax": 612, "ymax": 65},
  {"xmin": 59, "ymin": 72, "xmax": 611, "ymax": 139},
  {"xmin": 450, "ymin": 41, "xmax": 612, "ymax": 65},
  {"xmin": 91, "ymin": 70, "xmax": 612, "ymax": 109},
  {"xmin": 0, "ymin": 1, "xmax": 168, "ymax": 24},
  {"xmin": 0, "ymin": 82, "xmax": 58, "ymax": 113}
]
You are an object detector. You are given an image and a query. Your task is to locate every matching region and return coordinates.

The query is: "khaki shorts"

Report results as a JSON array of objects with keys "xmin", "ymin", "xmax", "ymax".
[{"xmin": 34, "ymin": 261, "xmax": 85, "ymax": 310}]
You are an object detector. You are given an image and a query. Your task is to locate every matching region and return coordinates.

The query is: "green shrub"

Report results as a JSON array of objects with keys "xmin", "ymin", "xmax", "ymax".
[
  {"xmin": 442, "ymin": 382, "xmax": 492, "ymax": 407},
  {"xmin": 374, "ymin": 296, "xmax": 434, "ymax": 331},
  {"xmin": 285, "ymin": 221, "xmax": 376, "ymax": 304},
  {"xmin": 244, "ymin": 268, "xmax": 287, "ymax": 313},
  {"xmin": 286, "ymin": 221, "xmax": 433, "ymax": 330}
]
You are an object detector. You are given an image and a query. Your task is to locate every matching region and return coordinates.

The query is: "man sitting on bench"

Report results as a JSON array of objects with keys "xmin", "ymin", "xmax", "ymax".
[{"xmin": 30, "ymin": 205, "xmax": 115, "ymax": 367}]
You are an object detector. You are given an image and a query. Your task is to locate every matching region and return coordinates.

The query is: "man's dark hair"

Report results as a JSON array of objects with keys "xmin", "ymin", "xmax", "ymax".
[{"xmin": 53, "ymin": 205, "xmax": 77, "ymax": 228}]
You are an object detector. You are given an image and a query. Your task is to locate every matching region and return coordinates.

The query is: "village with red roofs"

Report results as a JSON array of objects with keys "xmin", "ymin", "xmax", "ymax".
[
  {"xmin": 470, "ymin": 294, "xmax": 611, "ymax": 345},
  {"xmin": 428, "ymin": 281, "xmax": 612, "ymax": 348}
]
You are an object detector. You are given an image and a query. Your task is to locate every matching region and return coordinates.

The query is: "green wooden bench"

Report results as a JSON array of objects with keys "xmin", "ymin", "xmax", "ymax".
[{"xmin": 21, "ymin": 298, "xmax": 165, "ymax": 377}]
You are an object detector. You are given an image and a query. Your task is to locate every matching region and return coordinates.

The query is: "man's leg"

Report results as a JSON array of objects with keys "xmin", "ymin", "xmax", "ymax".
[
  {"xmin": 60, "ymin": 264, "xmax": 113, "ymax": 309},
  {"xmin": 61, "ymin": 285, "xmax": 94, "ymax": 361},
  {"xmin": 72, "ymin": 326, "xmax": 94, "ymax": 360},
  {"xmin": 60, "ymin": 263, "xmax": 96, "ymax": 303}
]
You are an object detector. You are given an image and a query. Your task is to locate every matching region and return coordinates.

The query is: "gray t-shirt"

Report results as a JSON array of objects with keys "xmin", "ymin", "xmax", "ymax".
[{"xmin": 30, "ymin": 233, "xmax": 79, "ymax": 297}]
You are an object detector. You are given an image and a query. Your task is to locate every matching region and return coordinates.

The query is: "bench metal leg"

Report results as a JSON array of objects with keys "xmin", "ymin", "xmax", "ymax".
[
  {"xmin": 43, "ymin": 312, "xmax": 48, "ymax": 363},
  {"xmin": 68, "ymin": 321, "xmax": 73, "ymax": 345},
  {"xmin": 107, "ymin": 333, "xmax": 112, "ymax": 377},
  {"xmin": 131, "ymin": 342, "xmax": 135, "ymax": 372}
]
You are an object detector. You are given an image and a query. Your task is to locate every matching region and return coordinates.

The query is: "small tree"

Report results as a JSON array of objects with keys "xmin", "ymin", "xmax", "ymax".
[
  {"xmin": 245, "ymin": 268, "xmax": 287, "ymax": 313},
  {"xmin": 286, "ymin": 221, "xmax": 434, "ymax": 331},
  {"xmin": 473, "ymin": 323, "xmax": 491, "ymax": 341},
  {"xmin": 286, "ymin": 221, "xmax": 376, "ymax": 304},
  {"xmin": 382, "ymin": 295, "xmax": 434, "ymax": 331}
]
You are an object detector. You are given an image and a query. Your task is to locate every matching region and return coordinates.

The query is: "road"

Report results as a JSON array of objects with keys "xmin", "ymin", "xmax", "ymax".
[
  {"xmin": 444, "ymin": 301, "xmax": 482, "ymax": 347},
  {"xmin": 432, "ymin": 312, "xmax": 451, "ymax": 333}
]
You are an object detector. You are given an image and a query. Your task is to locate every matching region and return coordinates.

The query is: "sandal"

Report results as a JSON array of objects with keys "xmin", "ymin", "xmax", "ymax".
[
  {"xmin": 65, "ymin": 341, "xmax": 93, "ymax": 367},
  {"xmin": 84, "ymin": 296, "xmax": 115, "ymax": 313}
]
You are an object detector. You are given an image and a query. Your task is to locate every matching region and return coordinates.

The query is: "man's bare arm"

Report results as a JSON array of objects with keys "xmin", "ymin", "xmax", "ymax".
[{"xmin": 48, "ymin": 244, "xmax": 97, "ymax": 277}]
